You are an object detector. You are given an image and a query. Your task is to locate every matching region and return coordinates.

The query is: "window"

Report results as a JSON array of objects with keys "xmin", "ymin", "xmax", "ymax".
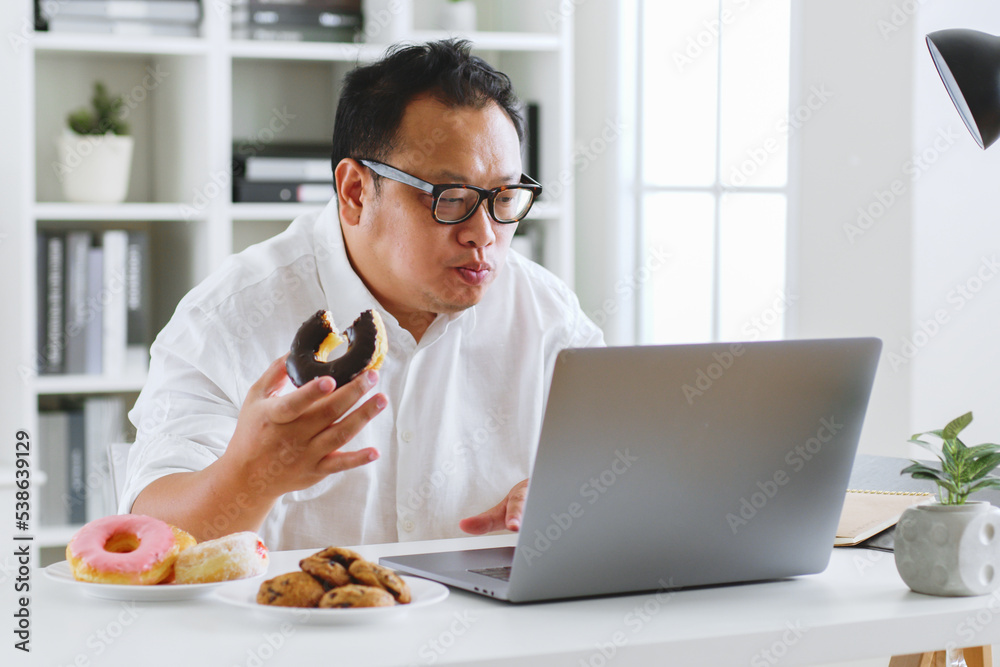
[{"xmin": 637, "ymin": 0, "xmax": 791, "ymax": 344}]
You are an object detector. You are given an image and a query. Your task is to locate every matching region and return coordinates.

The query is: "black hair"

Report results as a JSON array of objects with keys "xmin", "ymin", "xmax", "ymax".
[{"xmin": 331, "ymin": 39, "xmax": 524, "ymax": 190}]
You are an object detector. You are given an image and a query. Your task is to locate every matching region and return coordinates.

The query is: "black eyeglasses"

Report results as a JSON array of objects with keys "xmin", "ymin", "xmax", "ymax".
[{"xmin": 359, "ymin": 159, "xmax": 542, "ymax": 224}]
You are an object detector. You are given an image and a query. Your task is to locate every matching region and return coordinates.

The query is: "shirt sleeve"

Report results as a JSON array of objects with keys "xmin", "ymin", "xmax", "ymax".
[{"xmin": 118, "ymin": 304, "xmax": 241, "ymax": 513}]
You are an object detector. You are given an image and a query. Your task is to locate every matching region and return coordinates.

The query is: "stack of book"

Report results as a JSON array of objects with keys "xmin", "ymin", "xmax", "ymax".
[
  {"xmin": 38, "ymin": 396, "xmax": 130, "ymax": 526},
  {"xmin": 232, "ymin": 142, "xmax": 335, "ymax": 203},
  {"xmin": 36, "ymin": 229, "xmax": 151, "ymax": 378},
  {"xmin": 36, "ymin": 0, "xmax": 203, "ymax": 38},
  {"xmin": 231, "ymin": 0, "xmax": 362, "ymax": 42}
]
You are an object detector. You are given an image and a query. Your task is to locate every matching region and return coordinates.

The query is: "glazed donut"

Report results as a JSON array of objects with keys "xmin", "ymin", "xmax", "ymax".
[
  {"xmin": 286, "ymin": 309, "xmax": 387, "ymax": 388},
  {"xmin": 172, "ymin": 531, "xmax": 269, "ymax": 584},
  {"xmin": 66, "ymin": 514, "xmax": 195, "ymax": 585}
]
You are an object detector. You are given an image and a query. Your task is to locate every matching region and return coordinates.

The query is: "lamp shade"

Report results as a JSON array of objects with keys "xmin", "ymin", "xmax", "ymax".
[{"xmin": 925, "ymin": 28, "xmax": 1000, "ymax": 150}]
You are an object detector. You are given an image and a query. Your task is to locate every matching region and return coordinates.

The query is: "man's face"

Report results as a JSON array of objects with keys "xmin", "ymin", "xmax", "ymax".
[{"xmin": 346, "ymin": 95, "xmax": 523, "ymax": 332}]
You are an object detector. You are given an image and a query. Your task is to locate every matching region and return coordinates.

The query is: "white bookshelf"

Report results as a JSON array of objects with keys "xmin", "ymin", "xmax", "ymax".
[{"xmin": 5, "ymin": 0, "xmax": 574, "ymax": 549}]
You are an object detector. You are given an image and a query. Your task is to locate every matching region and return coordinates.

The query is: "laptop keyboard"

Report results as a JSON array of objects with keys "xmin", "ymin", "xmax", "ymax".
[{"xmin": 469, "ymin": 566, "xmax": 512, "ymax": 582}]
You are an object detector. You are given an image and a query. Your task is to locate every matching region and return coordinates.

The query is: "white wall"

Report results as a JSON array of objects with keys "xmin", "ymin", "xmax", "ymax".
[
  {"xmin": 913, "ymin": 2, "xmax": 1000, "ymax": 443},
  {"xmin": 791, "ymin": 0, "xmax": 916, "ymax": 456}
]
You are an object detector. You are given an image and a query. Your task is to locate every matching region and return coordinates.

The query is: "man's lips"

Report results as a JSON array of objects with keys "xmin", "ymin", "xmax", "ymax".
[{"xmin": 454, "ymin": 263, "xmax": 492, "ymax": 286}]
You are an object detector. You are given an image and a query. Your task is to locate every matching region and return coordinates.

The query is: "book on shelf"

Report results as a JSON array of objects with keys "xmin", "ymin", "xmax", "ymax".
[
  {"xmin": 38, "ymin": 232, "xmax": 65, "ymax": 375},
  {"xmin": 520, "ymin": 101, "xmax": 540, "ymax": 181},
  {"xmin": 233, "ymin": 141, "xmax": 334, "ymax": 203},
  {"xmin": 39, "ymin": 397, "xmax": 129, "ymax": 526},
  {"xmin": 37, "ymin": 0, "xmax": 203, "ymax": 37},
  {"xmin": 35, "ymin": 228, "xmax": 151, "ymax": 379},
  {"xmin": 231, "ymin": 0, "xmax": 361, "ymax": 41},
  {"xmin": 102, "ymin": 230, "xmax": 129, "ymax": 377},
  {"xmin": 233, "ymin": 180, "xmax": 335, "ymax": 203}
]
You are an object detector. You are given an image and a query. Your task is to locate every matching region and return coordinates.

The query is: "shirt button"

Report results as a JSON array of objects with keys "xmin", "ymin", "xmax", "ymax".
[
  {"xmin": 401, "ymin": 519, "xmax": 415, "ymax": 532},
  {"xmin": 401, "ymin": 430, "xmax": 414, "ymax": 443}
]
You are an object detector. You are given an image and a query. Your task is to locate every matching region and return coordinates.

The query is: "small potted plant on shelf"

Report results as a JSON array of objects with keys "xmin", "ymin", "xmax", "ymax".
[
  {"xmin": 438, "ymin": 0, "xmax": 477, "ymax": 33},
  {"xmin": 56, "ymin": 81, "xmax": 133, "ymax": 204},
  {"xmin": 895, "ymin": 411, "xmax": 1000, "ymax": 596}
]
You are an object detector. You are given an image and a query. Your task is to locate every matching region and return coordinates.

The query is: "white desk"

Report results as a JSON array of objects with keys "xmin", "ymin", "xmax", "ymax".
[{"xmin": 22, "ymin": 534, "xmax": 1000, "ymax": 667}]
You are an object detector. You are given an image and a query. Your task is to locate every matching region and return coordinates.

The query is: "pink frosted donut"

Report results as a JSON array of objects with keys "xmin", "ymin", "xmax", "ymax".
[{"xmin": 66, "ymin": 514, "xmax": 194, "ymax": 585}]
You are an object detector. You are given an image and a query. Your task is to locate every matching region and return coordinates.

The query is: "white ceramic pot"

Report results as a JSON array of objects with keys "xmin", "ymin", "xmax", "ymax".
[
  {"xmin": 56, "ymin": 129, "xmax": 134, "ymax": 204},
  {"xmin": 894, "ymin": 501, "xmax": 1000, "ymax": 596},
  {"xmin": 439, "ymin": 1, "xmax": 476, "ymax": 32}
]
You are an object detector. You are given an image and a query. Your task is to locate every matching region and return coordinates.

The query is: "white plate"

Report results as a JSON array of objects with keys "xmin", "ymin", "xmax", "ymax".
[
  {"xmin": 214, "ymin": 575, "xmax": 449, "ymax": 625},
  {"xmin": 44, "ymin": 561, "xmax": 251, "ymax": 601}
]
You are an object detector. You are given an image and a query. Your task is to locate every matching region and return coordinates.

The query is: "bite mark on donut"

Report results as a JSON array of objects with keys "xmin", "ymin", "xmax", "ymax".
[{"xmin": 286, "ymin": 309, "xmax": 387, "ymax": 388}]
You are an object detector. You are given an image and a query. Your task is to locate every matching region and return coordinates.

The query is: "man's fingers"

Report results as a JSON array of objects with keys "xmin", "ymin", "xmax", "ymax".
[
  {"xmin": 311, "ymin": 393, "xmax": 387, "ymax": 462},
  {"xmin": 459, "ymin": 497, "xmax": 508, "ymax": 535},
  {"xmin": 316, "ymin": 447, "xmax": 380, "ymax": 476},
  {"xmin": 252, "ymin": 353, "xmax": 293, "ymax": 401},
  {"xmin": 269, "ymin": 375, "xmax": 336, "ymax": 424},
  {"xmin": 503, "ymin": 481, "xmax": 529, "ymax": 531}
]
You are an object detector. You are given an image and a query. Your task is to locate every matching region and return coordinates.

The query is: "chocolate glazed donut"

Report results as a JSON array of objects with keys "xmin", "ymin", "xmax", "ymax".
[{"xmin": 285, "ymin": 309, "xmax": 387, "ymax": 388}]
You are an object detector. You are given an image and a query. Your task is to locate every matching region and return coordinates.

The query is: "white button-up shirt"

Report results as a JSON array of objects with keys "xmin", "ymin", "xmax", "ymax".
[{"xmin": 120, "ymin": 200, "xmax": 604, "ymax": 550}]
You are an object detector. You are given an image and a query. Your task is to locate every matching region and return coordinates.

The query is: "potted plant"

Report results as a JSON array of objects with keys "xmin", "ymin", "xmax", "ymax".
[
  {"xmin": 439, "ymin": 0, "xmax": 476, "ymax": 33},
  {"xmin": 894, "ymin": 411, "xmax": 1000, "ymax": 596},
  {"xmin": 56, "ymin": 81, "xmax": 133, "ymax": 204}
]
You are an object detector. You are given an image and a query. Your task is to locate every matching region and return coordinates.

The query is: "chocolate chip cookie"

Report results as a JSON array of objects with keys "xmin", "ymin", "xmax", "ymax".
[
  {"xmin": 299, "ymin": 547, "xmax": 363, "ymax": 588},
  {"xmin": 348, "ymin": 559, "xmax": 412, "ymax": 604},
  {"xmin": 317, "ymin": 584, "xmax": 395, "ymax": 608},
  {"xmin": 256, "ymin": 571, "xmax": 326, "ymax": 607}
]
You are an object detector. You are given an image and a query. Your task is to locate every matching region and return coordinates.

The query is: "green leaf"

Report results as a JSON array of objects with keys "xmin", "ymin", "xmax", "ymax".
[
  {"xmin": 964, "ymin": 477, "xmax": 1000, "ymax": 495},
  {"xmin": 966, "ymin": 454, "xmax": 1000, "ymax": 482},
  {"xmin": 943, "ymin": 412, "xmax": 974, "ymax": 440}
]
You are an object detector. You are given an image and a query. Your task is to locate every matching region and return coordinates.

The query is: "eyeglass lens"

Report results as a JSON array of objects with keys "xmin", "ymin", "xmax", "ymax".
[{"xmin": 435, "ymin": 187, "xmax": 534, "ymax": 223}]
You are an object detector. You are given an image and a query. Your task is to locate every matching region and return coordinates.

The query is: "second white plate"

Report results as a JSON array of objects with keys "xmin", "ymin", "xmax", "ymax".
[{"xmin": 214, "ymin": 575, "xmax": 449, "ymax": 625}]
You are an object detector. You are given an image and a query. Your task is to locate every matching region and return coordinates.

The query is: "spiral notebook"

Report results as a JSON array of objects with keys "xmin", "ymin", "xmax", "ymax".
[{"xmin": 834, "ymin": 489, "xmax": 933, "ymax": 546}]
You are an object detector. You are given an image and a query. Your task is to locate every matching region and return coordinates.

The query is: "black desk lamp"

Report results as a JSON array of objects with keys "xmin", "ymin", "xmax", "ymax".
[{"xmin": 925, "ymin": 28, "xmax": 1000, "ymax": 149}]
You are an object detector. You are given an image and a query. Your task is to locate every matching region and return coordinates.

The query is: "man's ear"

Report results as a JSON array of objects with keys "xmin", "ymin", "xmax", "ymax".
[{"xmin": 335, "ymin": 158, "xmax": 368, "ymax": 227}]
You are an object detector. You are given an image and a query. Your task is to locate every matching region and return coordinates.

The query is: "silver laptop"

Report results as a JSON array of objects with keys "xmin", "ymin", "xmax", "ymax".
[{"xmin": 381, "ymin": 337, "xmax": 882, "ymax": 603}]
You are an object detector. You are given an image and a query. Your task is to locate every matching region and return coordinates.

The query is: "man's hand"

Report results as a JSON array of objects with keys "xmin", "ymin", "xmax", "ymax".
[
  {"xmin": 224, "ymin": 353, "xmax": 387, "ymax": 500},
  {"xmin": 132, "ymin": 353, "xmax": 386, "ymax": 541},
  {"xmin": 459, "ymin": 479, "xmax": 529, "ymax": 534}
]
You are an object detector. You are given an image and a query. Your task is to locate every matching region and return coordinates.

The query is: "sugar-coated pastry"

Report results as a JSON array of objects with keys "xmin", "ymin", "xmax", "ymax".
[
  {"xmin": 299, "ymin": 546, "xmax": 363, "ymax": 588},
  {"xmin": 256, "ymin": 571, "xmax": 326, "ymax": 607},
  {"xmin": 317, "ymin": 584, "xmax": 395, "ymax": 608},
  {"xmin": 348, "ymin": 559, "xmax": 412, "ymax": 604},
  {"xmin": 285, "ymin": 309, "xmax": 387, "ymax": 388},
  {"xmin": 172, "ymin": 531, "xmax": 269, "ymax": 584},
  {"xmin": 66, "ymin": 514, "xmax": 195, "ymax": 585}
]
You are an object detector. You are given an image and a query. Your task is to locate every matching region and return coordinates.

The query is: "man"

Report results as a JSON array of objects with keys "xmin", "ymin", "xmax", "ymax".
[{"xmin": 122, "ymin": 40, "xmax": 603, "ymax": 551}]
